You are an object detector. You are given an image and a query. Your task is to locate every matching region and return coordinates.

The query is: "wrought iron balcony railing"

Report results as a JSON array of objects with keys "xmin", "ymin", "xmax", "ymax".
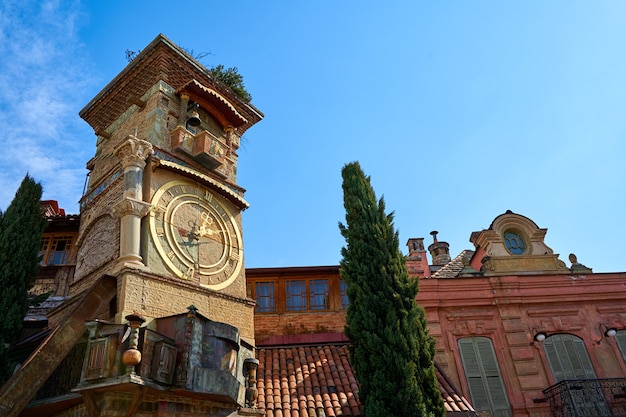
[{"xmin": 543, "ymin": 378, "xmax": 626, "ymax": 417}]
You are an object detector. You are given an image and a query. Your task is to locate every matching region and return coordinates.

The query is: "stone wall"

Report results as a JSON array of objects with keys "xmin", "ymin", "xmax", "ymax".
[{"xmin": 119, "ymin": 271, "xmax": 255, "ymax": 341}]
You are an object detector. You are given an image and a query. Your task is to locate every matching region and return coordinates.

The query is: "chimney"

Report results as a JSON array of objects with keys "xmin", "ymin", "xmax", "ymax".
[
  {"xmin": 428, "ymin": 231, "xmax": 451, "ymax": 266},
  {"xmin": 406, "ymin": 238, "xmax": 431, "ymax": 278}
]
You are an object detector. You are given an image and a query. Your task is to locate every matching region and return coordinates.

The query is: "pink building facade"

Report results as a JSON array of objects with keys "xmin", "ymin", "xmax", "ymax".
[{"xmin": 411, "ymin": 211, "xmax": 626, "ymax": 417}]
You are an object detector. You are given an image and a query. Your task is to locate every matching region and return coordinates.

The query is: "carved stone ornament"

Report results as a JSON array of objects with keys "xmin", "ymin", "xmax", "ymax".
[
  {"xmin": 481, "ymin": 256, "xmax": 494, "ymax": 272},
  {"xmin": 114, "ymin": 135, "xmax": 154, "ymax": 169},
  {"xmin": 111, "ymin": 197, "xmax": 152, "ymax": 219},
  {"xmin": 569, "ymin": 253, "xmax": 593, "ymax": 273}
]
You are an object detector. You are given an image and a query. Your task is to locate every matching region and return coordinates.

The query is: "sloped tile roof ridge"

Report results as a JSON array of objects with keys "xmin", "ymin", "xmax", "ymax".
[
  {"xmin": 434, "ymin": 362, "xmax": 476, "ymax": 414},
  {"xmin": 431, "ymin": 250, "xmax": 475, "ymax": 279},
  {"xmin": 157, "ymin": 159, "xmax": 249, "ymax": 209},
  {"xmin": 256, "ymin": 344, "xmax": 362, "ymax": 417},
  {"xmin": 256, "ymin": 344, "xmax": 477, "ymax": 416},
  {"xmin": 259, "ymin": 341, "xmax": 350, "ymax": 349}
]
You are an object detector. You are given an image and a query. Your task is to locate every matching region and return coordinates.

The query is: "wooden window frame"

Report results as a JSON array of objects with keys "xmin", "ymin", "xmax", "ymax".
[
  {"xmin": 339, "ymin": 279, "xmax": 349, "ymax": 309},
  {"xmin": 248, "ymin": 275, "xmax": 342, "ymax": 314},
  {"xmin": 40, "ymin": 233, "xmax": 76, "ymax": 265},
  {"xmin": 285, "ymin": 278, "xmax": 329, "ymax": 312},
  {"xmin": 251, "ymin": 281, "xmax": 277, "ymax": 313}
]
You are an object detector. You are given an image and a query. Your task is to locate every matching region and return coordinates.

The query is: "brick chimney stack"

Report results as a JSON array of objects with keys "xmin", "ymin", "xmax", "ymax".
[{"xmin": 406, "ymin": 238, "xmax": 431, "ymax": 278}]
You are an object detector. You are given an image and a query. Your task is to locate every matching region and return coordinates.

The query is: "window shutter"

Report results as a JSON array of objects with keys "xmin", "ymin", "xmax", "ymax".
[
  {"xmin": 151, "ymin": 341, "xmax": 177, "ymax": 384},
  {"xmin": 564, "ymin": 336, "xmax": 586, "ymax": 379},
  {"xmin": 459, "ymin": 338, "xmax": 489, "ymax": 411},
  {"xmin": 459, "ymin": 338, "xmax": 481, "ymax": 376},
  {"xmin": 84, "ymin": 337, "xmax": 109, "ymax": 380},
  {"xmin": 543, "ymin": 334, "xmax": 596, "ymax": 382},
  {"xmin": 477, "ymin": 338, "xmax": 498, "ymax": 375},
  {"xmin": 458, "ymin": 337, "xmax": 512, "ymax": 417},
  {"xmin": 615, "ymin": 330, "xmax": 626, "ymax": 363},
  {"xmin": 573, "ymin": 338, "xmax": 595, "ymax": 378},
  {"xmin": 543, "ymin": 337, "xmax": 565, "ymax": 382},
  {"xmin": 486, "ymin": 377, "xmax": 512, "ymax": 416}
]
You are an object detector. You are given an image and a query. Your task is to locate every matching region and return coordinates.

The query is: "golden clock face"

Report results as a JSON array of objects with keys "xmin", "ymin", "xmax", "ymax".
[{"xmin": 149, "ymin": 180, "xmax": 242, "ymax": 290}]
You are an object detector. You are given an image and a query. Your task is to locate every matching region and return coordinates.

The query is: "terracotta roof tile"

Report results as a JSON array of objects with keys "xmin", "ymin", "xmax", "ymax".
[{"xmin": 256, "ymin": 345, "xmax": 475, "ymax": 417}]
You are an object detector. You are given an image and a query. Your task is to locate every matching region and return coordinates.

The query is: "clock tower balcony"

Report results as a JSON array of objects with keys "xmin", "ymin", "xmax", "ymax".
[{"xmin": 171, "ymin": 126, "xmax": 232, "ymax": 173}]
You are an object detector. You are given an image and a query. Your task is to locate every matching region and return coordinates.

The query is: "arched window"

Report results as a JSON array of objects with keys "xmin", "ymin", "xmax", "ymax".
[
  {"xmin": 542, "ymin": 333, "xmax": 596, "ymax": 381},
  {"xmin": 458, "ymin": 337, "xmax": 512, "ymax": 417},
  {"xmin": 542, "ymin": 334, "xmax": 612, "ymax": 416}
]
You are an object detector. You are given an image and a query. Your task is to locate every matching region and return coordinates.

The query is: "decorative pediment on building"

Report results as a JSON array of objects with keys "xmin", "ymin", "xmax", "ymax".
[{"xmin": 470, "ymin": 210, "xmax": 568, "ymax": 276}]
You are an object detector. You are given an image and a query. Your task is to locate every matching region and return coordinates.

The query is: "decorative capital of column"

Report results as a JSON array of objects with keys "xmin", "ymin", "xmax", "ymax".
[
  {"xmin": 111, "ymin": 197, "xmax": 152, "ymax": 219},
  {"xmin": 114, "ymin": 135, "xmax": 154, "ymax": 169}
]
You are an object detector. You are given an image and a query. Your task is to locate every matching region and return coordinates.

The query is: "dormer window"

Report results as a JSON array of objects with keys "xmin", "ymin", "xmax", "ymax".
[{"xmin": 504, "ymin": 230, "xmax": 526, "ymax": 255}]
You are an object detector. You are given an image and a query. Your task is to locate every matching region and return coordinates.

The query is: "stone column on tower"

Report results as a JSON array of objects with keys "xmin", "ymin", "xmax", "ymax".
[{"xmin": 112, "ymin": 135, "xmax": 153, "ymax": 270}]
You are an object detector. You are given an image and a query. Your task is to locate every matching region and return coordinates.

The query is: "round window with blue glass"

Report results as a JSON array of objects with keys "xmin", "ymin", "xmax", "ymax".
[{"xmin": 504, "ymin": 231, "xmax": 526, "ymax": 255}]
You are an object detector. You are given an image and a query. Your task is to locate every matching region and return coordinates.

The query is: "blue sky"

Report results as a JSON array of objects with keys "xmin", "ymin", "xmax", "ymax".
[{"xmin": 1, "ymin": 1, "xmax": 625, "ymax": 272}]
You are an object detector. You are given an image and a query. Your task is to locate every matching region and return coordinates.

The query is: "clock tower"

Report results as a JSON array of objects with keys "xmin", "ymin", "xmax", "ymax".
[
  {"xmin": 75, "ymin": 34, "xmax": 263, "ymax": 340},
  {"xmin": 0, "ymin": 35, "xmax": 266, "ymax": 417}
]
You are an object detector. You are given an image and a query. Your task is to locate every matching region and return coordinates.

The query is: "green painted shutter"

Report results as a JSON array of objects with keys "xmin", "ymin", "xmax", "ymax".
[
  {"xmin": 458, "ymin": 337, "xmax": 512, "ymax": 417},
  {"xmin": 544, "ymin": 334, "xmax": 612, "ymax": 416},
  {"xmin": 615, "ymin": 330, "xmax": 626, "ymax": 363},
  {"xmin": 543, "ymin": 336, "xmax": 565, "ymax": 381},
  {"xmin": 543, "ymin": 334, "xmax": 596, "ymax": 382}
]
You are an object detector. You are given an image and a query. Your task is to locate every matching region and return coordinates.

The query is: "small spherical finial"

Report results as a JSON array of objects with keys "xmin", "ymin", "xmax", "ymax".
[
  {"xmin": 123, "ymin": 311, "xmax": 145, "ymax": 373},
  {"xmin": 122, "ymin": 348, "xmax": 142, "ymax": 366}
]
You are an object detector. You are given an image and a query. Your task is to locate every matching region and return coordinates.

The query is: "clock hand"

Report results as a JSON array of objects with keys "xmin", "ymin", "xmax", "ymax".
[
  {"xmin": 197, "ymin": 212, "xmax": 224, "ymax": 241},
  {"xmin": 176, "ymin": 223, "xmax": 202, "ymax": 262}
]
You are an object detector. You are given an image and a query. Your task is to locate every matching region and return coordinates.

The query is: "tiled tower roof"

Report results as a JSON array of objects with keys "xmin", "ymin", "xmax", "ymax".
[{"xmin": 79, "ymin": 34, "xmax": 263, "ymax": 136}]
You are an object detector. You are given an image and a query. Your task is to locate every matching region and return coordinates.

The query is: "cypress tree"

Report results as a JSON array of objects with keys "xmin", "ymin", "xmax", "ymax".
[
  {"xmin": 0, "ymin": 175, "xmax": 47, "ymax": 384},
  {"xmin": 339, "ymin": 162, "xmax": 445, "ymax": 417}
]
